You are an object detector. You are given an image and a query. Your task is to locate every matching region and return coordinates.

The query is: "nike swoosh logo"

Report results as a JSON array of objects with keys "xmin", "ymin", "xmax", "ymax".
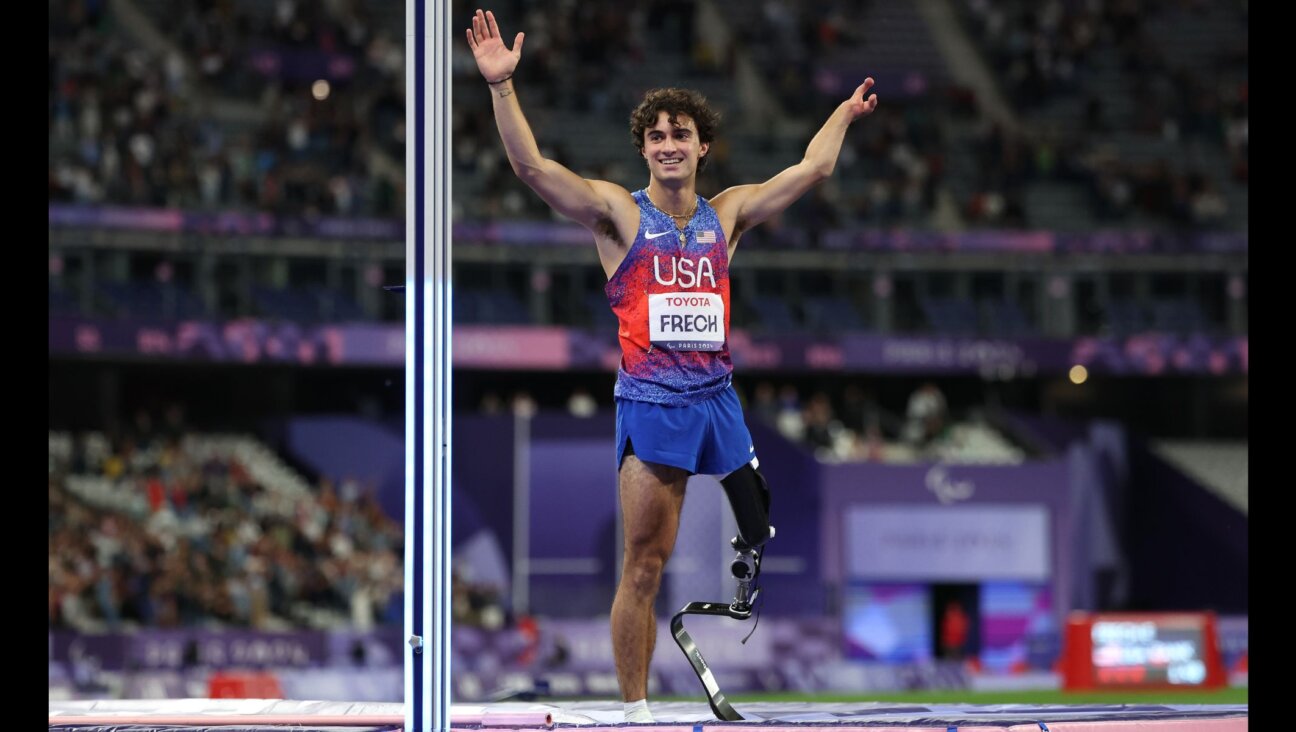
[{"xmin": 645, "ymin": 230, "xmax": 675, "ymax": 240}]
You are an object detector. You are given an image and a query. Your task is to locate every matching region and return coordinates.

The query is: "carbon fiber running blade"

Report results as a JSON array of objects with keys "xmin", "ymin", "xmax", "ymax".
[{"xmin": 670, "ymin": 602, "xmax": 746, "ymax": 721}]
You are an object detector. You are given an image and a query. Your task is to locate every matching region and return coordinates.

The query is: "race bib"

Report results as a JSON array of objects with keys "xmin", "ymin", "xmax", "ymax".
[{"xmin": 648, "ymin": 292, "xmax": 725, "ymax": 351}]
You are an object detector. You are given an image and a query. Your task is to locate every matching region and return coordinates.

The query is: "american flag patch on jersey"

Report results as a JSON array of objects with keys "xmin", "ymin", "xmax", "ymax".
[{"xmin": 697, "ymin": 230, "xmax": 717, "ymax": 243}]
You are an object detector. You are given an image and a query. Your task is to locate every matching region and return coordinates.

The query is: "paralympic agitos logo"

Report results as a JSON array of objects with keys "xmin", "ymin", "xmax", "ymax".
[{"xmin": 925, "ymin": 465, "xmax": 975, "ymax": 504}]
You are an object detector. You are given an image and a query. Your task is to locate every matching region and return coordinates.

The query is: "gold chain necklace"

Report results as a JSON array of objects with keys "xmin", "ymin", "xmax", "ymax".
[{"xmin": 648, "ymin": 194, "xmax": 697, "ymax": 221}]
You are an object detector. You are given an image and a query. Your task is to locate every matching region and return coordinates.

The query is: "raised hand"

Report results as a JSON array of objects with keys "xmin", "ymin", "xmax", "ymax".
[
  {"xmin": 466, "ymin": 8, "xmax": 524, "ymax": 83},
  {"xmin": 846, "ymin": 78, "xmax": 879, "ymax": 120}
]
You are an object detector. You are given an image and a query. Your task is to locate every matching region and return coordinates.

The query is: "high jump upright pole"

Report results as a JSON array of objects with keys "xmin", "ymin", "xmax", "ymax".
[{"xmin": 405, "ymin": 1, "xmax": 453, "ymax": 731}]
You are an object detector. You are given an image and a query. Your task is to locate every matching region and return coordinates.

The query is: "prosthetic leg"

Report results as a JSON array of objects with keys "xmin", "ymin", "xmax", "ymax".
[{"xmin": 670, "ymin": 462, "xmax": 773, "ymax": 721}]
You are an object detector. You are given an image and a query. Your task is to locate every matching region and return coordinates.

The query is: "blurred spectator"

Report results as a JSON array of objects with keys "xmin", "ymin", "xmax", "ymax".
[
  {"xmin": 48, "ymin": 0, "xmax": 1245, "ymax": 231},
  {"xmin": 567, "ymin": 387, "xmax": 597, "ymax": 418},
  {"xmin": 479, "ymin": 391, "xmax": 504, "ymax": 415},
  {"xmin": 775, "ymin": 384, "xmax": 804, "ymax": 442},
  {"xmin": 839, "ymin": 384, "xmax": 877, "ymax": 435},
  {"xmin": 453, "ymin": 572, "xmax": 505, "ymax": 630},
  {"xmin": 510, "ymin": 391, "xmax": 538, "ymax": 418},
  {"xmin": 939, "ymin": 599, "xmax": 971, "ymax": 661},
  {"xmin": 802, "ymin": 392, "xmax": 840, "ymax": 453},
  {"xmin": 750, "ymin": 381, "xmax": 780, "ymax": 426},
  {"xmin": 735, "ymin": 380, "xmax": 1022, "ymax": 464},
  {"xmin": 902, "ymin": 382, "xmax": 949, "ymax": 451},
  {"xmin": 48, "ymin": 0, "xmax": 404, "ymax": 216},
  {"xmin": 48, "ymin": 418, "xmax": 405, "ymax": 632}
]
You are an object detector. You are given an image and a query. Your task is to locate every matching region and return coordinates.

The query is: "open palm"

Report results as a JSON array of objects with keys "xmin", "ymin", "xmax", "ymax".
[{"xmin": 466, "ymin": 9, "xmax": 524, "ymax": 82}]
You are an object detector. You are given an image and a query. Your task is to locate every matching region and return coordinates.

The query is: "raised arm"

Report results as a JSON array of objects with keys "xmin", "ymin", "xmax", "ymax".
[
  {"xmin": 711, "ymin": 79, "xmax": 878, "ymax": 251},
  {"xmin": 466, "ymin": 9, "xmax": 629, "ymax": 231}
]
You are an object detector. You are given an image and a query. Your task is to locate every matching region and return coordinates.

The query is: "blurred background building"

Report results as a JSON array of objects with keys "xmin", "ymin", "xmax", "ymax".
[{"xmin": 49, "ymin": 0, "xmax": 1246, "ymax": 702}]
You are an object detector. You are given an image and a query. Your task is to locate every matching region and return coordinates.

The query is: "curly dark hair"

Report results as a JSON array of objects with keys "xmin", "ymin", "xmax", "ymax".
[{"xmin": 629, "ymin": 88, "xmax": 721, "ymax": 173}]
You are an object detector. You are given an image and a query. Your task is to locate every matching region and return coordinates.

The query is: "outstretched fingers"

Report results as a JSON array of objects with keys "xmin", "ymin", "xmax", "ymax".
[
  {"xmin": 472, "ymin": 9, "xmax": 491, "ymax": 41},
  {"xmin": 470, "ymin": 9, "xmax": 514, "ymax": 49}
]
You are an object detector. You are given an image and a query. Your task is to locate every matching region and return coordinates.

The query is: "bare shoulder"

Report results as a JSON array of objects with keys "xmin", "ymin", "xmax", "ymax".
[
  {"xmin": 584, "ymin": 178, "xmax": 632, "ymax": 214},
  {"xmin": 587, "ymin": 179, "xmax": 636, "ymax": 205},
  {"xmin": 709, "ymin": 184, "xmax": 757, "ymax": 216}
]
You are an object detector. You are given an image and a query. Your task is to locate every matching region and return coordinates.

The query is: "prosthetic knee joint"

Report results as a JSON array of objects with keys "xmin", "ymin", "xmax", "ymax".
[{"xmin": 720, "ymin": 461, "xmax": 774, "ymax": 613}]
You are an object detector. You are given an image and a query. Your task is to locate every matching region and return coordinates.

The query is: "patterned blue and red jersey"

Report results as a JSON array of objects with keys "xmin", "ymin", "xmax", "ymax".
[{"xmin": 605, "ymin": 189, "xmax": 733, "ymax": 406}]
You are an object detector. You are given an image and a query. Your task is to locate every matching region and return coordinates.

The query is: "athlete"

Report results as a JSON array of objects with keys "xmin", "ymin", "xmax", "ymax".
[{"xmin": 467, "ymin": 8, "xmax": 878, "ymax": 721}]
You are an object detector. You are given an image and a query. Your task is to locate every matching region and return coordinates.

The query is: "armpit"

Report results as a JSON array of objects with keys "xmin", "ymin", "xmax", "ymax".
[{"xmin": 593, "ymin": 216, "xmax": 623, "ymax": 246}]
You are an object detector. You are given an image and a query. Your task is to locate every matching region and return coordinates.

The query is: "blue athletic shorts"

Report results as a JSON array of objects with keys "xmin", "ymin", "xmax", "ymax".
[{"xmin": 615, "ymin": 384, "xmax": 756, "ymax": 476}]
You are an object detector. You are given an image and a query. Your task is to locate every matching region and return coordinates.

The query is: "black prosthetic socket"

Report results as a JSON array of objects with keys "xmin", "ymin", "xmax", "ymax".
[{"xmin": 720, "ymin": 463, "xmax": 772, "ymax": 551}]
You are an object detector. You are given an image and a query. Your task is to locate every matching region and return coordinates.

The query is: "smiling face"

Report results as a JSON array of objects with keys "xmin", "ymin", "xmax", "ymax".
[
  {"xmin": 628, "ymin": 88, "xmax": 721, "ymax": 184},
  {"xmin": 642, "ymin": 111, "xmax": 710, "ymax": 184}
]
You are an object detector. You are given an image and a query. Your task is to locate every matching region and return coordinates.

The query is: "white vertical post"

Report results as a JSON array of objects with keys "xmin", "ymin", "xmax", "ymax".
[{"xmin": 405, "ymin": 1, "xmax": 452, "ymax": 731}]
